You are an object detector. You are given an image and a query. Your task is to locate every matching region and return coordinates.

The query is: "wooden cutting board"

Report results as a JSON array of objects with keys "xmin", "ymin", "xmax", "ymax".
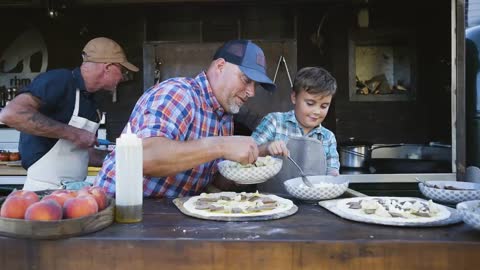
[
  {"xmin": 173, "ymin": 196, "xmax": 298, "ymax": 222},
  {"xmin": 319, "ymin": 197, "xmax": 462, "ymax": 227}
]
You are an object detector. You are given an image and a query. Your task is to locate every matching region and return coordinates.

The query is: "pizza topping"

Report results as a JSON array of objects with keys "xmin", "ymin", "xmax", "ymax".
[
  {"xmin": 219, "ymin": 195, "xmax": 233, "ymax": 201},
  {"xmin": 246, "ymin": 204, "xmax": 277, "ymax": 212},
  {"xmin": 412, "ymin": 211, "xmax": 431, "ymax": 217},
  {"xmin": 248, "ymin": 194, "xmax": 261, "ymax": 202},
  {"xmin": 348, "ymin": 198, "xmax": 442, "ymax": 219},
  {"xmin": 374, "ymin": 205, "xmax": 391, "ymax": 218},
  {"xmin": 260, "ymin": 197, "xmax": 277, "ymax": 204},
  {"xmin": 194, "ymin": 202, "xmax": 211, "ymax": 210},
  {"xmin": 208, "ymin": 205, "xmax": 224, "ymax": 212},
  {"xmin": 197, "ymin": 197, "xmax": 218, "ymax": 203},
  {"xmin": 192, "ymin": 192, "xmax": 280, "ymax": 214},
  {"xmin": 299, "ymin": 182, "xmax": 341, "ymax": 189},
  {"xmin": 231, "ymin": 207, "xmax": 244, "ymax": 214},
  {"xmin": 389, "ymin": 212, "xmax": 405, "ymax": 218},
  {"xmin": 346, "ymin": 201, "xmax": 362, "ymax": 209},
  {"xmin": 225, "ymin": 156, "xmax": 276, "ymax": 168}
]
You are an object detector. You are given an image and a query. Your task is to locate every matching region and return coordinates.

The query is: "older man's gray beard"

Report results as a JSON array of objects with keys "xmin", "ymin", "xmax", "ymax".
[{"xmin": 228, "ymin": 103, "xmax": 241, "ymax": 114}]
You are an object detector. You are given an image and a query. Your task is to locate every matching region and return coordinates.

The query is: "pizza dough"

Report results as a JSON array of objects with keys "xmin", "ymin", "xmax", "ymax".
[
  {"xmin": 336, "ymin": 197, "xmax": 451, "ymax": 223},
  {"xmin": 183, "ymin": 191, "xmax": 295, "ymax": 217}
]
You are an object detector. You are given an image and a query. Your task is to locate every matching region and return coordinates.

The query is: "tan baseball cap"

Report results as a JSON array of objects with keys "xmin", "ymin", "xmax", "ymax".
[{"xmin": 82, "ymin": 37, "xmax": 139, "ymax": 72}]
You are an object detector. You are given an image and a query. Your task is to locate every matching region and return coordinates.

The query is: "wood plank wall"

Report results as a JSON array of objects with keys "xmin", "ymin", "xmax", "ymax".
[{"xmin": 0, "ymin": 0, "xmax": 453, "ymax": 146}]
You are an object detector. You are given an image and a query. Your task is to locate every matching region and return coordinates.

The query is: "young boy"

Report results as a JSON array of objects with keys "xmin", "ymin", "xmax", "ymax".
[{"xmin": 252, "ymin": 66, "xmax": 340, "ymax": 176}]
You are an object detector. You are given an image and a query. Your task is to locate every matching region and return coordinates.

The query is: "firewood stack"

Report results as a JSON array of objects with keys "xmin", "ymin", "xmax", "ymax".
[{"xmin": 356, "ymin": 74, "xmax": 408, "ymax": 95}]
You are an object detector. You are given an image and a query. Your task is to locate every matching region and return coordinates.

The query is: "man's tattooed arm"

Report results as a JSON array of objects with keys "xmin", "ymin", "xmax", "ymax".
[{"xmin": 0, "ymin": 93, "xmax": 76, "ymax": 140}]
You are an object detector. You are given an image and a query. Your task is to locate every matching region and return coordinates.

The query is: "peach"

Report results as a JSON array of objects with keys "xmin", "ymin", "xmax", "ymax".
[
  {"xmin": 77, "ymin": 186, "xmax": 108, "ymax": 211},
  {"xmin": 24, "ymin": 200, "xmax": 62, "ymax": 221},
  {"xmin": 0, "ymin": 196, "xmax": 36, "ymax": 219},
  {"xmin": 42, "ymin": 194, "xmax": 68, "ymax": 208},
  {"xmin": 7, "ymin": 190, "xmax": 39, "ymax": 205},
  {"xmin": 51, "ymin": 189, "xmax": 78, "ymax": 198},
  {"xmin": 63, "ymin": 195, "xmax": 98, "ymax": 219}
]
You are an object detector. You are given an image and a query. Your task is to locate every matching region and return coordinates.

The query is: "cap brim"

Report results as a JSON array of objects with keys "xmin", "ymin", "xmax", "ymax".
[
  {"xmin": 120, "ymin": 61, "xmax": 139, "ymax": 72},
  {"xmin": 239, "ymin": 66, "xmax": 276, "ymax": 92}
]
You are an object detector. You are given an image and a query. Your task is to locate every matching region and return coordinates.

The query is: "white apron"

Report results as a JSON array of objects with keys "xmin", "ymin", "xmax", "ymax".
[
  {"xmin": 23, "ymin": 89, "xmax": 100, "ymax": 191},
  {"xmin": 258, "ymin": 136, "xmax": 327, "ymax": 195}
]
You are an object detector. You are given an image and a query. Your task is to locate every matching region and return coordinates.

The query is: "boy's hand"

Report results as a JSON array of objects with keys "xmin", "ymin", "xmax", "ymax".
[{"xmin": 267, "ymin": 140, "xmax": 289, "ymax": 157}]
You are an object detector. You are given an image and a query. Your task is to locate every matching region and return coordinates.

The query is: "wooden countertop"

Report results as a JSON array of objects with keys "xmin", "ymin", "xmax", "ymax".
[{"xmin": 1, "ymin": 198, "xmax": 479, "ymax": 270}]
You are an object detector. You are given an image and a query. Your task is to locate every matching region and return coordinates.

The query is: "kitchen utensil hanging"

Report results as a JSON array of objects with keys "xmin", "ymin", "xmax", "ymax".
[
  {"xmin": 154, "ymin": 49, "xmax": 162, "ymax": 85},
  {"xmin": 154, "ymin": 56, "xmax": 162, "ymax": 84},
  {"xmin": 273, "ymin": 55, "xmax": 293, "ymax": 88}
]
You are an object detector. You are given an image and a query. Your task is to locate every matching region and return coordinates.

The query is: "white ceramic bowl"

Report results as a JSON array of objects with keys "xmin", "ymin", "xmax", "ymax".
[
  {"xmin": 419, "ymin": 181, "xmax": 480, "ymax": 204},
  {"xmin": 457, "ymin": 200, "xmax": 480, "ymax": 230},
  {"xmin": 284, "ymin": 175, "xmax": 349, "ymax": 201},
  {"xmin": 217, "ymin": 157, "xmax": 283, "ymax": 184}
]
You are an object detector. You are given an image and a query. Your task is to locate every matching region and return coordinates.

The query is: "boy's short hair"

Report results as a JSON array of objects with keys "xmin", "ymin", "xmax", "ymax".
[{"xmin": 292, "ymin": 67, "xmax": 337, "ymax": 96}]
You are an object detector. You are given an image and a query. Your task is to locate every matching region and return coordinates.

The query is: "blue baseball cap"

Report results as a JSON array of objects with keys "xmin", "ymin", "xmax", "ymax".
[{"xmin": 213, "ymin": 40, "xmax": 276, "ymax": 92}]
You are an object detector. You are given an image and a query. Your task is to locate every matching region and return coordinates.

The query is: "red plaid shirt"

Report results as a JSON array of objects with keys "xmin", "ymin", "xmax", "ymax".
[{"xmin": 95, "ymin": 72, "xmax": 233, "ymax": 197}]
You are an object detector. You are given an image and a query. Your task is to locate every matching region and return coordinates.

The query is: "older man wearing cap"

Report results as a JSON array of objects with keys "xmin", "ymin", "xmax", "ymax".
[
  {"xmin": 95, "ymin": 39, "xmax": 276, "ymax": 198},
  {"xmin": 0, "ymin": 37, "xmax": 139, "ymax": 191}
]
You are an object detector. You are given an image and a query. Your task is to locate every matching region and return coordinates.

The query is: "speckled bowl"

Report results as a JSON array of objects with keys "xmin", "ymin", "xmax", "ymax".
[
  {"xmin": 284, "ymin": 176, "xmax": 349, "ymax": 201},
  {"xmin": 217, "ymin": 157, "xmax": 283, "ymax": 185},
  {"xmin": 457, "ymin": 200, "xmax": 480, "ymax": 230},
  {"xmin": 419, "ymin": 181, "xmax": 480, "ymax": 204}
]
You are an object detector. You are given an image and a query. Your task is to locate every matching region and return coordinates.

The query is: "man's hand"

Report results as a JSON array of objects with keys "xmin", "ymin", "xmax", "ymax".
[
  {"xmin": 70, "ymin": 128, "xmax": 97, "ymax": 148},
  {"xmin": 221, "ymin": 136, "xmax": 259, "ymax": 165}
]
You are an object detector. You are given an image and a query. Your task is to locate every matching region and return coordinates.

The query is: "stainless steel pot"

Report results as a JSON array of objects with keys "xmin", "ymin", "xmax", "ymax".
[
  {"xmin": 338, "ymin": 139, "xmax": 403, "ymax": 168},
  {"xmin": 339, "ymin": 145, "xmax": 371, "ymax": 168}
]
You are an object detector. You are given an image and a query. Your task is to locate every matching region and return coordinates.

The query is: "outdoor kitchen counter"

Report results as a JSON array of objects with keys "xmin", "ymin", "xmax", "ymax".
[
  {"xmin": 0, "ymin": 164, "xmax": 25, "ymax": 175},
  {"xmin": 1, "ymin": 198, "xmax": 479, "ymax": 270}
]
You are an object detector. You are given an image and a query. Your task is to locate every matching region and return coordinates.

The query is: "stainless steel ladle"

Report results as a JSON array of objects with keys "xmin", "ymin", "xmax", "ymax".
[{"xmin": 287, "ymin": 155, "xmax": 314, "ymax": 188}]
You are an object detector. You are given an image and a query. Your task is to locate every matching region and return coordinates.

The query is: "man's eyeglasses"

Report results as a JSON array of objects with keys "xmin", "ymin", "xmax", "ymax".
[{"xmin": 110, "ymin": 63, "xmax": 130, "ymax": 82}]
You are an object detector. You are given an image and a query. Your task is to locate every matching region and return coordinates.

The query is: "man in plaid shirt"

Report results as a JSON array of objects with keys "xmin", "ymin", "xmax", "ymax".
[{"xmin": 95, "ymin": 40, "xmax": 276, "ymax": 198}]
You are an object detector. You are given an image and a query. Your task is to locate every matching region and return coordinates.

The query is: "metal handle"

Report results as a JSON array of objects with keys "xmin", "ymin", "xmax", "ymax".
[
  {"xmin": 287, "ymin": 155, "xmax": 314, "ymax": 188},
  {"xmin": 370, "ymin": 144, "xmax": 404, "ymax": 151},
  {"xmin": 273, "ymin": 56, "xmax": 293, "ymax": 88},
  {"xmin": 287, "ymin": 155, "xmax": 304, "ymax": 174},
  {"xmin": 282, "ymin": 56, "xmax": 293, "ymax": 88},
  {"xmin": 428, "ymin": 142, "xmax": 452, "ymax": 148},
  {"xmin": 273, "ymin": 55, "xmax": 282, "ymax": 83},
  {"xmin": 340, "ymin": 148, "xmax": 367, "ymax": 158}
]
